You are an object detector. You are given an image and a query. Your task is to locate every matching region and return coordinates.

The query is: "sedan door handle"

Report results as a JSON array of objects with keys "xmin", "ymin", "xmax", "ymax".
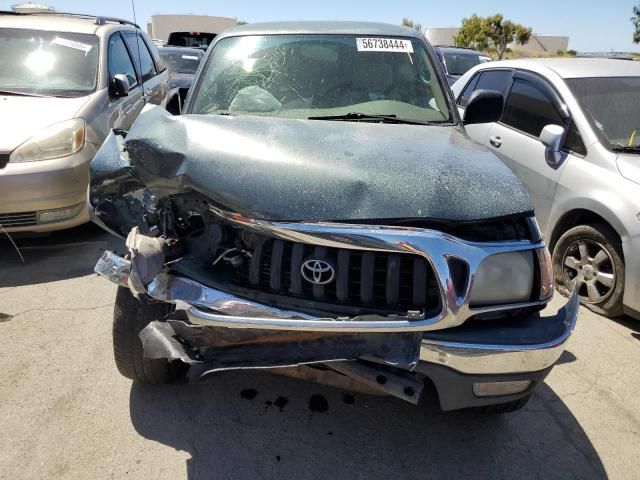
[
  {"xmin": 489, "ymin": 136, "xmax": 502, "ymax": 148},
  {"xmin": 144, "ymin": 88, "xmax": 153, "ymax": 97}
]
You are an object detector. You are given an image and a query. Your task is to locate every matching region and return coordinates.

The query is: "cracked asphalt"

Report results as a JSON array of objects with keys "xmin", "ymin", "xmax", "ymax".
[{"xmin": 1, "ymin": 224, "xmax": 639, "ymax": 480}]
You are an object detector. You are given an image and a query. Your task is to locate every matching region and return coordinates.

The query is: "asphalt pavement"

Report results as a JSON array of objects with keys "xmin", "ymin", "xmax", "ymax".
[{"xmin": 1, "ymin": 225, "xmax": 639, "ymax": 479}]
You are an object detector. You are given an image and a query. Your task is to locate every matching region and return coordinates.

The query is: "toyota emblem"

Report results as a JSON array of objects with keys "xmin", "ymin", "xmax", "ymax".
[{"xmin": 301, "ymin": 259, "xmax": 335, "ymax": 285}]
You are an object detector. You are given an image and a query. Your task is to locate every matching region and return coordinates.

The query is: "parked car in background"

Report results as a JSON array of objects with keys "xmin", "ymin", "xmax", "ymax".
[
  {"xmin": 434, "ymin": 46, "xmax": 491, "ymax": 85},
  {"xmin": 91, "ymin": 22, "xmax": 578, "ymax": 414},
  {"xmin": 158, "ymin": 46, "xmax": 204, "ymax": 89},
  {"xmin": 166, "ymin": 31, "xmax": 216, "ymax": 49},
  {"xmin": 451, "ymin": 58, "xmax": 640, "ymax": 319},
  {"xmin": 0, "ymin": 11, "xmax": 169, "ymax": 233}
]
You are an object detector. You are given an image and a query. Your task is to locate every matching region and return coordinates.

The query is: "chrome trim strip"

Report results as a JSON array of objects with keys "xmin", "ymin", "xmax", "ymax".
[{"xmin": 418, "ymin": 289, "xmax": 580, "ymax": 374}]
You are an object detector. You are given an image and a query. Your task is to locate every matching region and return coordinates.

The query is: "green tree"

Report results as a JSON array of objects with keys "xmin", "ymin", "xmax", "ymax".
[
  {"xmin": 401, "ymin": 18, "xmax": 422, "ymax": 33},
  {"xmin": 454, "ymin": 14, "xmax": 532, "ymax": 60},
  {"xmin": 632, "ymin": 5, "xmax": 640, "ymax": 44}
]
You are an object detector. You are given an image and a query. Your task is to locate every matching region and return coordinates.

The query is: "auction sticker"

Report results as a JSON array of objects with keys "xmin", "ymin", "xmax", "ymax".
[
  {"xmin": 52, "ymin": 37, "xmax": 93, "ymax": 53},
  {"xmin": 356, "ymin": 38, "xmax": 413, "ymax": 53}
]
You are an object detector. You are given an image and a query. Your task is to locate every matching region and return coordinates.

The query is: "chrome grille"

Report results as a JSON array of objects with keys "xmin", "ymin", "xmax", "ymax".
[
  {"xmin": 0, "ymin": 211, "xmax": 38, "ymax": 227},
  {"xmin": 233, "ymin": 236, "xmax": 441, "ymax": 314}
]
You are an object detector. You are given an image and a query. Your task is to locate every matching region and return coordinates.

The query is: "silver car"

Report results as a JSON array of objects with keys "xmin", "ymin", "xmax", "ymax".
[
  {"xmin": 0, "ymin": 12, "xmax": 168, "ymax": 233},
  {"xmin": 452, "ymin": 58, "xmax": 640, "ymax": 319}
]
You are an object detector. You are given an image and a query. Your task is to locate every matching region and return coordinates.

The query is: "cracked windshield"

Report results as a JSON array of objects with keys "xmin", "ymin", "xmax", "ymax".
[{"xmin": 191, "ymin": 34, "xmax": 451, "ymax": 122}]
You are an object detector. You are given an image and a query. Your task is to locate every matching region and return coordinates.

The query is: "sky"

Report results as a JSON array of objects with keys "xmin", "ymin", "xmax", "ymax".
[{"xmin": 2, "ymin": 0, "xmax": 639, "ymax": 52}]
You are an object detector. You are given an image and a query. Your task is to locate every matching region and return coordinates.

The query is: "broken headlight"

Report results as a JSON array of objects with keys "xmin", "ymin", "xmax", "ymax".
[{"xmin": 10, "ymin": 118, "xmax": 85, "ymax": 162}]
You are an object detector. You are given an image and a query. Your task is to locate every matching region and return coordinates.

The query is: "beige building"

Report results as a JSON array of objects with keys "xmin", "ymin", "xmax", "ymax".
[
  {"xmin": 147, "ymin": 14, "xmax": 238, "ymax": 42},
  {"xmin": 425, "ymin": 27, "xmax": 570, "ymax": 53}
]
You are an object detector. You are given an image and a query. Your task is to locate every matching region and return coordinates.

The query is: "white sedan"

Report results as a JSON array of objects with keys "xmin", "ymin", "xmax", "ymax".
[{"xmin": 452, "ymin": 58, "xmax": 640, "ymax": 319}]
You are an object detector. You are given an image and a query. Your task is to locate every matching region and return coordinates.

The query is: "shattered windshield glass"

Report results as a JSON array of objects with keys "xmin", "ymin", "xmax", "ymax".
[{"xmin": 190, "ymin": 34, "xmax": 452, "ymax": 123}]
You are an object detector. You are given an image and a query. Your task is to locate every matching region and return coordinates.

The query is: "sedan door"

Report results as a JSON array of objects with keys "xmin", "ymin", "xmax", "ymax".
[{"xmin": 484, "ymin": 72, "xmax": 586, "ymax": 234}]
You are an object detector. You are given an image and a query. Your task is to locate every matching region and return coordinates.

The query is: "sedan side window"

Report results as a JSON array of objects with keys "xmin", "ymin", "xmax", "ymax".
[
  {"xmin": 502, "ymin": 79, "xmax": 563, "ymax": 137},
  {"xmin": 458, "ymin": 73, "xmax": 479, "ymax": 107},
  {"xmin": 108, "ymin": 33, "xmax": 138, "ymax": 89},
  {"xmin": 459, "ymin": 70, "xmax": 512, "ymax": 108},
  {"xmin": 502, "ymin": 78, "xmax": 586, "ymax": 155}
]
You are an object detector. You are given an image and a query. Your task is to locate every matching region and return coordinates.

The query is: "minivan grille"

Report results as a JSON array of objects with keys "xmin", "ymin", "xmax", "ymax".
[
  {"xmin": 0, "ymin": 211, "xmax": 37, "ymax": 227},
  {"xmin": 232, "ymin": 237, "xmax": 441, "ymax": 314}
]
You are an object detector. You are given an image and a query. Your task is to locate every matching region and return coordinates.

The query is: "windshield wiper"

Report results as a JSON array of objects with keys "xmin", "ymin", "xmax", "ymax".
[
  {"xmin": 308, "ymin": 112, "xmax": 436, "ymax": 126},
  {"xmin": 0, "ymin": 89, "xmax": 52, "ymax": 98},
  {"xmin": 612, "ymin": 145, "xmax": 640, "ymax": 154}
]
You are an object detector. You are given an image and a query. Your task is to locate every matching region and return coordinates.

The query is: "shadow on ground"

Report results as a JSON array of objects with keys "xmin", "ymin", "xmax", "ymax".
[
  {"xmin": 0, "ymin": 223, "xmax": 123, "ymax": 287},
  {"xmin": 130, "ymin": 369, "xmax": 606, "ymax": 479},
  {"xmin": 612, "ymin": 315, "xmax": 640, "ymax": 334}
]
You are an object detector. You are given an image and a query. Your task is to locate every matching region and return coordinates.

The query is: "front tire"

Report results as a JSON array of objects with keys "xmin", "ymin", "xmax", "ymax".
[
  {"xmin": 553, "ymin": 223, "xmax": 625, "ymax": 317},
  {"xmin": 112, "ymin": 286, "xmax": 182, "ymax": 384}
]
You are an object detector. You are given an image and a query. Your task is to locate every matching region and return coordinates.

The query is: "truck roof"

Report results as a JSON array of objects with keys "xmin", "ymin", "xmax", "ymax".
[{"xmin": 218, "ymin": 21, "xmax": 425, "ymax": 40}]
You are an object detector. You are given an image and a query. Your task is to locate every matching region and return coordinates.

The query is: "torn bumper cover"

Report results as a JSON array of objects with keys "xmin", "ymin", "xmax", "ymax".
[{"xmin": 96, "ymin": 250, "xmax": 579, "ymax": 408}]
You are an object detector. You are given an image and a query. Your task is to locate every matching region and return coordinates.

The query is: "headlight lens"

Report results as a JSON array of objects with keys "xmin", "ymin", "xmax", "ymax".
[
  {"xmin": 10, "ymin": 118, "xmax": 85, "ymax": 163},
  {"xmin": 469, "ymin": 251, "xmax": 534, "ymax": 307}
]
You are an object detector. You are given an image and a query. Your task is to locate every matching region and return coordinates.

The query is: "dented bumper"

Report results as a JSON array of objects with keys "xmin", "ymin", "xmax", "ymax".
[{"xmin": 95, "ymin": 250, "xmax": 578, "ymax": 379}]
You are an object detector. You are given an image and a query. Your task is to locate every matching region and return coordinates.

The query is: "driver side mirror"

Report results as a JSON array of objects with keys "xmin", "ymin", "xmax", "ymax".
[
  {"xmin": 112, "ymin": 74, "xmax": 130, "ymax": 98},
  {"xmin": 463, "ymin": 90, "xmax": 504, "ymax": 125},
  {"xmin": 165, "ymin": 87, "xmax": 190, "ymax": 115},
  {"xmin": 540, "ymin": 124, "xmax": 566, "ymax": 167}
]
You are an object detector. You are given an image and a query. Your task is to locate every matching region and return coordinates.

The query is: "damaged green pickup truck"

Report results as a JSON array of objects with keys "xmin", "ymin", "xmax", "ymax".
[{"xmin": 90, "ymin": 22, "xmax": 578, "ymax": 413}]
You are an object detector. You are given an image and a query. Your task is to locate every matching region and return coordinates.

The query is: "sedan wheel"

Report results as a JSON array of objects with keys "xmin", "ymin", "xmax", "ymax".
[
  {"xmin": 562, "ymin": 239, "xmax": 616, "ymax": 304},
  {"xmin": 553, "ymin": 223, "xmax": 625, "ymax": 318}
]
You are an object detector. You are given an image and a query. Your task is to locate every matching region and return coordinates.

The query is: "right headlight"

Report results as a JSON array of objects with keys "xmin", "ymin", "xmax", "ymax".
[
  {"xmin": 10, "ymin": 118, "xmax": 85, "ymax": 163},
  {"xmin": 469, "ymin": 251, "xmax": 534, "ymax": 307}
]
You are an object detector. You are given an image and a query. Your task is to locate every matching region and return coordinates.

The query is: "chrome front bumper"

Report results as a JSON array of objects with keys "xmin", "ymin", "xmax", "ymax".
[{"xmin": 95, "ymin": 251, "xmax": 579, "ymax": 376}]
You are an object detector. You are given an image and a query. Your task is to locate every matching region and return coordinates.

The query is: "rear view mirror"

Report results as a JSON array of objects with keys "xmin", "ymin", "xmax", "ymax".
[
  {"xmin": 463, "ymin": 90, "xmax": 504, "ymax": 125},
  {"xmin": 165, "ymin": 87, "xmax": 190, "ymax": 115},
  {"xmin": 112, "ymin": 74, "xmax": 130, "ymax": 98},
  {"xmin": 540, "ymin": 124, "xmax": 566, "ymax": 167}
]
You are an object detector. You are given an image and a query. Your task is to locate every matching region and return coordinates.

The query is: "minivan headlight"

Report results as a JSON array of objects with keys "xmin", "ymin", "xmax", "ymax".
[
  {"xmin": 469, "ymin": 251, "xmax": 534, "ymax": 307},
  {"xmin": 10, "ymin": 118, "xmax": 85, "ymax": 163}
]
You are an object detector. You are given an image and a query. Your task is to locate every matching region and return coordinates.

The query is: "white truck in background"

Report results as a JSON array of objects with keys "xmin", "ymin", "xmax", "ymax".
[{"xmin": 147, "ymin": 14, "xmax": 238, "ymax": 48}]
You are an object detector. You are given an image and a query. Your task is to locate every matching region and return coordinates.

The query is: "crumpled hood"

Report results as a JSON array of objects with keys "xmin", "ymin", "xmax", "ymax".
[
  {"xmin": 112, "ymin": 106, "xmax": 533, "ymax": 222},
  {"xmin": 0, "ymin": 95, "xmax": 89, "ymax": 151}
]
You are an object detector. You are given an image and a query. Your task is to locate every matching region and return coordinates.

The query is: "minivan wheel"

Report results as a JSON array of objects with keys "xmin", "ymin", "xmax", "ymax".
[
  {"xmin": 553, "ymin": 224, "xmax": 625, "ymax": 318},
  {"xmin": 113, "ymin": 286, "xmax": 184, "ymax": 384}
]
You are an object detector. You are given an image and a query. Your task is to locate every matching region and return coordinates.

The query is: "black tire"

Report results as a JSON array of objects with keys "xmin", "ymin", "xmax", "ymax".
[
  {"xmin": 553, "ymin": 223, "xmax": 625, "ymax": 318},
  {"xmin": 473, "ymin": 394, "xmax": 531, "ymax": 414},
  {"xmin": 112, "ymin": 286, "xmax": 182, "ymax": 384}
]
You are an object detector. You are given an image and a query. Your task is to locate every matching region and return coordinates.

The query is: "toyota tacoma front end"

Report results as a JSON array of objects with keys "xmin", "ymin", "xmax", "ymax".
[{"xmin": 90, "ymin": 22, "xmax": 578, "ymax": 413}]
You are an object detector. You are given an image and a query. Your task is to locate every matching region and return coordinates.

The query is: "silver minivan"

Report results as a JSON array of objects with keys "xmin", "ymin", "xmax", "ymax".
[
  {"xmin": 452, "ymin": 58, "xmax": 640, "ymax": 319},
  {"xmin": 0, "ymin": 12, "xmax": 168, "ymax": 233}
]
